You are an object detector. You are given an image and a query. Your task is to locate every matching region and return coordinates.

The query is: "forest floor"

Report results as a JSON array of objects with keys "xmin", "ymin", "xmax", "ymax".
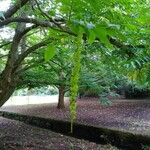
[
  {"xmin": 1, "ymin": 98, "xmax": 150, "ymax": 136},
  {"xmin": 0, "ymin": 117, "xmax": 118, "ymax": 150}
]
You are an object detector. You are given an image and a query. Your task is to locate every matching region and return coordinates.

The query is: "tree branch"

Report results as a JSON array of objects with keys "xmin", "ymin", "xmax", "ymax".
[
  {"xmin": 0, "ymin": 54, "xmax": 8, "ymax": 59},
  {"xmin": 2, "ymin": 25, "xmax": 38, "ymax": 77},
  {"xmin": 1, "ymin": 0, "xmax": 29, "ymax": 20},
  {"xmin": 34, "ymin": 0, "xmax": 64, "ymax": 28},
  {"xmin": 108, "ymin": 37, "xmax": 145, "ymax": 49},
  {"xmin": 0, "ymin": 17, "xmax": 57, "ymax": 28},
  {"xmin": 14, "ymin": 38, "xmax": 55, "ymax": 69},
  {"xmin": 0, "ymin": 17, "xmax": 146, "ymax": 54},
  {"xmin": 17, "ymin": 59, "xmax": 44, "ymax": 74},
  {"xmin": 0, "ymin": 41, "xmax": 12, "ymax": 49},
  {"xmin": 18, "ymin": 79, "xmax": 60, "ymax": 88}
]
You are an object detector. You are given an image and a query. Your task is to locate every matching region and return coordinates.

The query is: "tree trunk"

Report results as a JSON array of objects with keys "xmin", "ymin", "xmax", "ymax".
[
  {"xmin": 0, "ymin": 11, "xmax": 27, "ymax": 107},
  {"xmin": 0, "ymin": 74, "xmax": 19, "ymax": 107},
  {"xmin": 57, "ymin": 86, "xmax": 65, "ymax": 109}
]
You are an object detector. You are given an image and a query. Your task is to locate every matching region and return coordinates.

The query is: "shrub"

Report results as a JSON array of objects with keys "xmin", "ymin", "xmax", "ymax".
[
  {"xmin": 142, "ymin": 145, "xmax": 150, "ymax": 150},
  {"xmin": 124, "ymin": 84, "xmax": 150, "ymax": 99}
]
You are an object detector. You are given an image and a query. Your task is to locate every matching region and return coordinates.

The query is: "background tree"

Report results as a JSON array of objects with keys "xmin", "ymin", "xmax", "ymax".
[{"xmin": 19, "ymin": 40, "xmax": 74, "ymax": 109}]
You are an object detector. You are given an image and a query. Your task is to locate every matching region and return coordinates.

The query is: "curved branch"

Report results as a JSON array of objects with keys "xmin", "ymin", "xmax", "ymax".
[
  {"xmin": 0, "ymin": 41, "xmax": 12, "ymax": 49},
  {"xmin": 2, "ymin": 25, "xmax": 38, "ymax": 76},
  {"xmin": 9, "ymin": 24, "xmax": 38, "ymax": 55},
  {"xmin": 34, "ymin": 0, "xmax": 63, "ymax": 28},
  {"xmin": 0, "ymin": 54, "xmax": 8, "ymax": 59},
  {"xmin": 0, "ymin": 17, "xmax": 146, "ymax": 53},
  {"xmin": 14, "ymin": 38, "xmax": 55, "ymax": 69},
  {"xmin": 109, "ymin": 37, "xmax": 145, "ymax": 49},
  {"xmin": 1, "ymin": 0, "xmax": 29, "ymax": 20},
  {"xmin": 17, "ymin": 59, "xmax": 44, "ymax": 74},
  {"xmin": 0, "ymin": 17, "xmax": 58, "ymax": 28}
]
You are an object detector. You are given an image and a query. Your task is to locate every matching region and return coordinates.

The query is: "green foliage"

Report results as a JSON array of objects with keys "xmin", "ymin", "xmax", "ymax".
[
  {"xmin": 14, "ymin": 86, "xmax": 58, "ymax": 96},
  {"xmin": 99, "ymin": 97, "xmax": 112, "ymax": 106},
  {"xmin": 142, "ymin": 145, "xmax": 150, "ymax": 150},
  {"xmin": 44, "ymin": 45, "xmax": 56, "ymax": 62},
  {"xmin": 99, "ymin": 91, "xmax": 120, "ymax": 106},
  {"xmin": 0, "ymin": 0, "xmax": 150, "ymax": 130},
  {"xmin": 124, "ymin": 82, "xmax": 150, "ymax": 99}
]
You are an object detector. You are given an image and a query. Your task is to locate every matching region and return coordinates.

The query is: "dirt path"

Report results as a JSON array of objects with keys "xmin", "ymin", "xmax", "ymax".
[
  {"xmin": 0, "ymin": 117, "xmax": 118, "ymax": 150},
  {"xmin": 1, "ymin": 99, "xmax": 150, "ymax": 136}
]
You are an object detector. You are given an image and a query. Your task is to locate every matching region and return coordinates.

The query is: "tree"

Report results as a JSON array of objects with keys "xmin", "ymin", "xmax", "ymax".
[
  {"xmin": 19, "ymin": 44, "xmax": 74, "ymax": 109},
  {"xmin": 0, "ymin": 0, "xmax": 149, "ymax": 127},
  {"xmin": 0, "ymin": 0, "xmax": 66, "ymax": 106}
]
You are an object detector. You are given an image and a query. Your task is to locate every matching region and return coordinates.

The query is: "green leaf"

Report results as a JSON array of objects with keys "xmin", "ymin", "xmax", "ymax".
[
  {"xmin": 95, "ymin": 25, "xmax": 113, "ymax": 49},
  {"xmin": 70, "ymin": 24, "xmax": 79, "ymax": 34},
  {"xmin": 44, "ymin": 45, "xmax": 56, "ymax": 61},
  {"xmin": 87, "ymin": 0, "xmax": 100, "ymax": 11},
  {"xmin": 108, "ymin": 23, "xmax": 120, "ymax": 30},
  {"xmin": 135, "ymin": 60, "xmax": 142, "ymax": 68},
  {"xmin": 131, "ymin": 61, "xmax": 136, "ymax": 69},
  {"xmin": 88, "ymin": 30, "xmax": 96, "ymax": 44},
  {"xmin": 78, "ymin": 26, "xmax": 85, "ymax": 35}
]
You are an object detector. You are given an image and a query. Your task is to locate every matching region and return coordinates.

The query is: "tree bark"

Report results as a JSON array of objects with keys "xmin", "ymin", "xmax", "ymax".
[
  {"xmin": 0, "ymin": 73, "xmax": 19, "ymax": 106},
  {"xmin": 0, "ymin": 12, "xmax": 26, "ymax": 107},
  {"xmin": 57, "ymin": 86, "xmax": 65, "ymax": 109}
]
